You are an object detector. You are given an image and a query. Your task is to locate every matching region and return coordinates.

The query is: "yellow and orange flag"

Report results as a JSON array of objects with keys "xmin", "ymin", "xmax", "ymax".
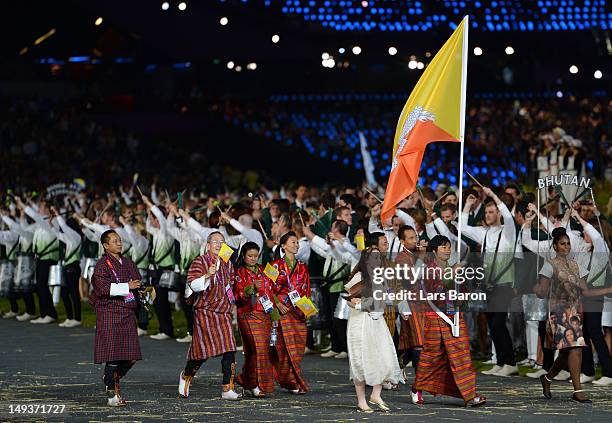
[{"xmin": 381, "ymin": 16, "xmax": 468, "ymax": 221}]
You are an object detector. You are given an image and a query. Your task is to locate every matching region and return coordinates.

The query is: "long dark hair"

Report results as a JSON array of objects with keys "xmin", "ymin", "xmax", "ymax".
[
  {"xmin": 273, "ymin": 230, "xmax": 297, "ymax": 261},
  {"xmin": 236, "ymin": 241, "xmax": 260, "ymax": 269},
  {"xmin": 551, "ymin": 227, "xmax": 569, "ymax": 248}
]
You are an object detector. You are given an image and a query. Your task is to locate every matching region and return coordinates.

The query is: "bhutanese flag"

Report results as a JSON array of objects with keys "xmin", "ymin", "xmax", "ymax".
[
  {"xmin": 218, "ymin": 243, "xmax": 235, "ymax": 263},
  {"xmin": 381, "ymin": 16, "xmax": 469, "ymax": 221}
]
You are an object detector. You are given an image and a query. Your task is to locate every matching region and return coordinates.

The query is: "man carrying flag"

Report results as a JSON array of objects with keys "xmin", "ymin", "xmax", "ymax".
[
  {"xmin": 178, "ymin": 232, "xmax": 242, "ymax": 400},
  {"xmin": 378, "ymin": 17, "xmax": 485, "ymax": 406}
]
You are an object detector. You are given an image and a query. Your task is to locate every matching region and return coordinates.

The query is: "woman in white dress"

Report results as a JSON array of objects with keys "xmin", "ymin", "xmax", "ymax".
[{"xmin": 346, "ymin": 232, "xmax": 402, "ymax": 413}]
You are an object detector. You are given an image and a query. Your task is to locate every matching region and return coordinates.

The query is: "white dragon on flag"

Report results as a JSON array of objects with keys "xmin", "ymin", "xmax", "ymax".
[{"xmin": 391, "ymin": 106, "xmax": 436, "ymax": 171}]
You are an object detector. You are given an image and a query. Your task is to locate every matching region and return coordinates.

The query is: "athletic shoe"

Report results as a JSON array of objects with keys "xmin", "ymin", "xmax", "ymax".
[
  {"xmin": 569, "ymin": 374, "xmax": 595, "ymax": 384},
  {"xmin": 320, "ymin": 350, "xmax": 339, "ymax": 358},
  {"xmin": 531, "ymin": 363, "xmax": 543, "ymax": 370},
  {"xmin": 176, "ymin": 334, "xmax": 192, "ymax": 343},
  {"xmin": 592, "ymin": 376, "xmax": 612, "ymax": 386},
  {"xmin": 553, "ymin": 370, "xmax": 570, "ymax": 381},
  {"xmin": 16, "ymin": 313, "xmax": 36, "ymax": 322},
  {"xmin": 526, "ymin": 369, "xmax": 547, "ymax": 379},
  {"xmin": 517, "ymin": 358, "xmax": 532, "ymax": 366},
  {"xmin": 244, "ymin": 387, "xmax": 265, "ymax": 397},
  {"xmin": 31, "ymin": 316, "xmax": 56, "ymax": 324},
  {"xmin": 107, "ymin": 394, "xmax": 127, "ymax": 407},
  {"xmin": 221, "ymin": 388, "xmax": 242, "ymax": 400},
  {"xmin": 178, "ymin": 371, "xmax": 192, "ymax": 398},
  {"xmin": 334, "ymin": 352, "xmax": 348, "ymax": 359},
  {"xmin": 137, "ymin": 328, "xmax": 148, "ymax": 337},
  {"xmin": 494, "ymin": 365, "xmax": 519, "ymax": 377},
  {"xmin": 67, "ymin": 320, "xmax": 82, "ymax": 328},
  {"xmin": 150, "ymin": 332, "xmax": 171, "ymax": 340},
  {"xmin": 482, "ymin": 358, "xmax": 496, "ymax": 365},
  {"xmin": 482, "ymin": 365, "xmax": 502, "ymax": 375},
  {"xmin": 59, "ymin": 319, "xmax": 73, "ymax": 327},
  {"xmin": 2, "ymin": 311, "xmax": 18, "ymax": 319},
  {"xmin": 411, "ymin": 388, "xmax": 424, "ymax": 405}
]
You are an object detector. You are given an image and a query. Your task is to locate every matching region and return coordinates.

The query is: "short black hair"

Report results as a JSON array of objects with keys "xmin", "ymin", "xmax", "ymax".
[
  {"xmin": 427, "ymin": 235, "xmax": 451, "ymax": 252},
  {"xmin": 332, "ymin": 219, "xmax": 349, "ymax": 235},
  {"xmin": 101, "ymin": 229, "xmax": 118, "ymax": 246},
  {"xmin": 398, "ymin": 225, "xmax": 416, "ymax": 240},
  {"xmin": 339, "ymin": 193, "xmax": 357, "ymax": 209}
]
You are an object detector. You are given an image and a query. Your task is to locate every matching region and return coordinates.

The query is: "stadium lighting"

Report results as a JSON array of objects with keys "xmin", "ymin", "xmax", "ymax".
[
  {"xmin": 220, "ymin": 17, "xmax": 229, "ymax": 26},
  {"xmin": 338, "ymin": 47, "xmax": 345, "ymax": 54},
  {"xmin": 473, "ymin": 47, "xmax": 483, "ymax": 56},
  {"xmin": 505, "ymin": 46, "xmax": 514, "ymax": 55},
  {"xmin": 416, "ymin": 61, "xmax": 424, "ymax": 69},
  {"xmin": 178, "ymin": 2, "xmax": 187, "ymax": 11},
  {"xmin": 227, "ymin": 61, "xmax": 235, "ymax": 69},
  {"xmin": 388, "ymin": 46, "xmax": 397, "ymax": 56},
  {"xmin": 161, "ymin": 2, "xmax": 170, "ymax": 11},
  {"xmin": 352, "ymin": 46, "xmax": 362, "ymax": 55},
  {"xmin": 361, "ymin": 1, "xmax": 369, "ymax": 7},
  {"xmin": 272, "ymin": 34, "xmax": 280, "ymax": 43},
  {"xmin": 569, "ymin": 65, "xmax": 578, "ymax": 74},
  {"xmin": 95, "ymin": 17, "xmax": 103, "ymax": 26},
  {"xmin": 235, "ymin": 66, "xmax": 242, "ymax": 72},
  {"xmin": 594, "ymin": 70, "xmax": 602, "ymax": 79},
  {"xmin": 408, "ymin": 60, "xmax": 417, "ymax": 69},
  {"xmin": 556, "ymin": 91, "xmax": 563, "ymax": 98},
  {"xmin": 322, "ymin": 52, "xmax": 330, "ymax": 60},
  {"xmin": 247, "ymin": 62, "xmax": 257, "ymax": 70}
]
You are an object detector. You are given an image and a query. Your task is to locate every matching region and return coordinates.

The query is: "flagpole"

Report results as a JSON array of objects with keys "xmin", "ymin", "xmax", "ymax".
[
  {"xmin": 453, "ymin": 15, "xmax": 469, "ymax": 338},
  {"xmin": 456, "ymin": 15, "xmax": 468, "ymax": 259}
]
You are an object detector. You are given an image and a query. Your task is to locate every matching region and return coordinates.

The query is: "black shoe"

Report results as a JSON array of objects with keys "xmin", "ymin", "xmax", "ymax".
[
  {"xmin": 571, "ymin": 390, "xmax": 592, "ymax": 404},
  {"xmin": 539, "ymin": 375, "xmax": 552, "ymax": 399}
]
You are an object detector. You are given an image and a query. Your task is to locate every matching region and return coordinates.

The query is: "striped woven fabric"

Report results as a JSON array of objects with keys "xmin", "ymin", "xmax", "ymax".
[
  {"xmin": 236, "ymin": 312, "xmax": 274, "ymax": 393},
  {"xmin": 413, "ymin": 313, "xmax": 476, "ymax": 403},
  {"xmin": 272, "ymin": 310, "xmax": 309, "ymax": 392},
  {"xmin": 188, "ymin": 308, "xmax": 236, "ymax": 360},
  {"xmin": 384, "ymin": 306, "xmax": 397, "ymax": 337},
  {"xmin": 399, "ymin": 311, "xmax": 425, "ymax": 350}
]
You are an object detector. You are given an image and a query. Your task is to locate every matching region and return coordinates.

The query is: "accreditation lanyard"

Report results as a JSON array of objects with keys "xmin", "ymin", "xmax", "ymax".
[
  {"xmin": 106, "ymin": 258, "xmax": 135, "ymax": 303},
  {"xmin": 212, "ymin": 256, "xmax": 235, "ymax": 305},
  {"xmin": 284, "ymin": 258, "xmax": 301, "ymax": 306}
]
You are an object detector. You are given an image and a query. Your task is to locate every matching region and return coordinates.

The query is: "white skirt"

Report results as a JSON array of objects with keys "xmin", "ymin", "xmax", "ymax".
[
  {"xmin": 603, "ymin": 296, "xmax": 612, "ymax": 328},
  {"xmin": 347, "ymin": 308, "xmax": 402, "ymax": 386}
]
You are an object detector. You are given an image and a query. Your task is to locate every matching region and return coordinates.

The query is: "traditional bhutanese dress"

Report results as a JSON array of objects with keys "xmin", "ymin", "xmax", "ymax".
[
  {"xmin": 234, "ymin": 264, "xmax": 275, "ymax": 393},
  {"xmin": 413, "ymin": 261, "xmax": 477, "ymax": 404},
  {"xmin": 90, "ymin": 254, "xmax": 142, "ymax": 364},
  {"xmin": 186, "ymin": 254, "xmax": 236, "ymax": 360},
  {"xmin": 270, "ymin": 257, "xmax": 310, "ymax": 392}
]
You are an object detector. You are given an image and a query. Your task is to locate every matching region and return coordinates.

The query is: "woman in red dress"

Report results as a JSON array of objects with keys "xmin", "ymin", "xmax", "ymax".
[
  {"xmin": 234, "ymin": 241, "xmax": 276, "ymax": 397},
  {"xmin": 270, "ymin": 231, "xmax": 310, "ymax": 394}
]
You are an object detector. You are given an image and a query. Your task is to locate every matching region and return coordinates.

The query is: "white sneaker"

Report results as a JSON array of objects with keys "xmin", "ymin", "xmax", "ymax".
[
  {"xmin": 494, "ymin": 365, "xmax": 519, "ymax": 377},
  {"xmin": 150, "ymin": 333, "xmax": 171, "ymax": 340},
  {"xmin": 569, "ymin": 374, "xmax": 595, "ymax": 384},
  {"xmin": 482, "ymin": 365, "xmax": 502, "ymax": 375},
  {"xmin": 526, "ymin": 369, "xmax": 547, "ymax": 379},
  {"xmin": 59, "ymin": 319, "xmax": 72, "ymax": 327},
  {"xmin": 517, "ymin": 358, "xmax": 532, "ymax": 366},
  {"xmin": 67, "ymin": 320, "xmax": 82, "ymax": 328},
  {"xmin": 2, "ymin": 311, "xmax": 18, "ymax": 319},
  {"xmin": 483, "ymin": 358, "xmax": 496, "ymax": 365},
  {"xmin": 107, "ymin": 394, "xmax": 127, "ymax": 407},
  {"xmin": 31, "ymin": 316, "xmax": 56, "ymax": 324},
  {"xmin": 176, "ymin": 334, "xmax": 192, "ymax": 343},
  {"xmin": 16, "ymin": 313, "xmax": 35, "ymax": 321},
  {"xmin": 411, "ymin": 389, "xmax": 424, "ymax": 405},
  {"xmin": 531, "ymin": 363, "xmax": 543, "ymax": 370},
  {"xmin": 221, "ymin": 389, "xmax": 242, "ymax": 400},
  {"xmin": 553, "ymin": 370, "xmax": 570, "ymax": 381},
  {"xmin": 245, "ymin": 386, "xmax": 265, "ymax": 397},
  {"xmin": 137, "ymin": 328, "xmax": 148, "ymax": 337},
  {"xmin": 592, "ymin": 376, "xmax": 612, "ymax": 386},
  {"xmin": 178, "ymin": 371, "xmax": 191, "ymax": 398},
  {"xmin": 334, "ymin": 351, "xmax": 348, "ymax": 359},
  {"xmin": 320, "ymin": 350, "xmax": 339, "ymax": 358}
]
